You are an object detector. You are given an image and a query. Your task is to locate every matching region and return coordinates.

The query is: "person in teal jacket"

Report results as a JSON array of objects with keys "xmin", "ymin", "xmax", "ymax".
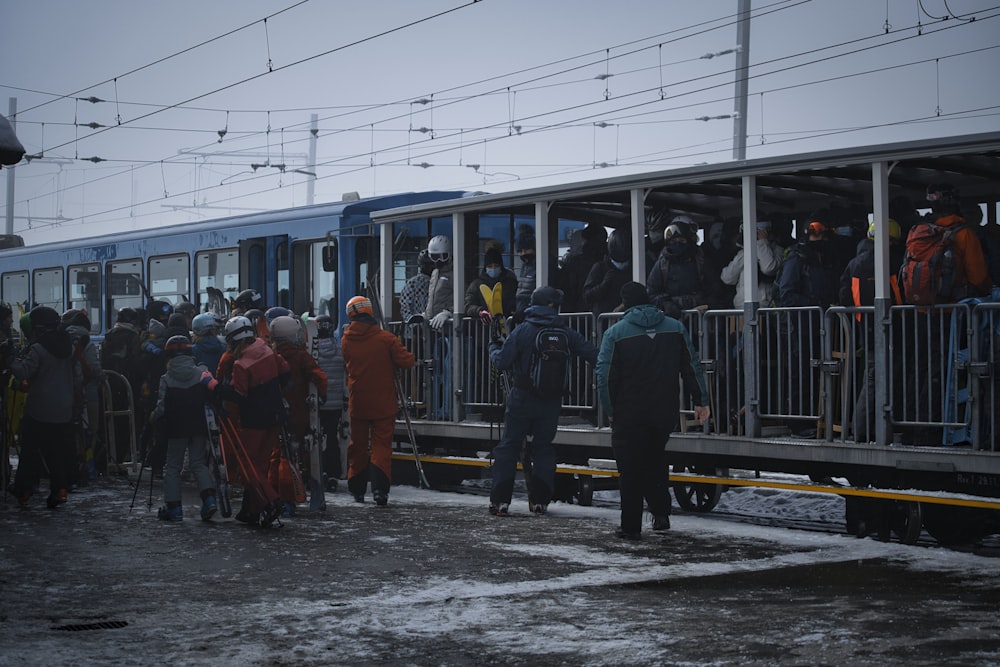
[{"xmin": 596, "ymin": 282, "xmax": 709, "ymax": 540}]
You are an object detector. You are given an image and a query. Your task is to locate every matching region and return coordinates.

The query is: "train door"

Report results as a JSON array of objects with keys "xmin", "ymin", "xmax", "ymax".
[
  {"xmin": 291, "ymin": 237, "xmax": 337, "ymax": 324},
  {"xmin": 239, "ymin": 235, "xmax": 289, "ymax": 310}
]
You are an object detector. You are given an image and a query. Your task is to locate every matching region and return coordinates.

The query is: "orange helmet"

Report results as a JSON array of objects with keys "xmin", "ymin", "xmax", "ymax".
[{"xmin": 346, "ymin": 296, "xmax": 373, "ymax": 319}]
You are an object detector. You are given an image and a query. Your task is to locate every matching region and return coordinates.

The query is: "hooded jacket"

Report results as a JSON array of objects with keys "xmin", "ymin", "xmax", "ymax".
[
  {"xmin": 224, "ymin": 337, "xmax": 290, "ymax": 429},
  {"xmin": 10, "ymin": 329, "xmax": 82, "ymax": 423},
  {"xmin": 341, "ymin": 319, "xmax": 415, "ymax": 420},
  {"xmin": 465, "ymin": 267, "xmax": 518, "ymax": 317},
  {"xmin": 151, "ymin": 354, "xmax": 211, "ymax": 438},
  {"xmin": 596, "ymin": 303, "xmax": 708, "ymax": 426}
]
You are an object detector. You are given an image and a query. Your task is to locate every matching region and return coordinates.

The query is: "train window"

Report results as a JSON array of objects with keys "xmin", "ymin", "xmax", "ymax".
[
  {"xmin": 195, "ymin": 248, "xmax": 239, "ymax": 311},
  {"xmin": 1, "ymin": 271, "xmax": 28, "ymax": 335},
  {"xmin": 68, "ymin": 264, "xmax": 101, "ymax": 333},
  {"xmin": 149, "ymin": 253, "xmax": 189, "ymax": 306},
  {"xmin": 558, "ymin": 219, "xmax": 586, "ymax": 261},
  {"xmin": 276, "ymin": 241, "xmax": 290, "ymax": 309},
  {"xmin": 106, "ymin": 259, "xmax": 144, "ymax": 329},
  {"xmin": 292, "ymin": 241, "xmax": 336, "ymax": 321},
  {"xmin": 32, "ymin": 267, "xmax": 63, "ymax": 313}
]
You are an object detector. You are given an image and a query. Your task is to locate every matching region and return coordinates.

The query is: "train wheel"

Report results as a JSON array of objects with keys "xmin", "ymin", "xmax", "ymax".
[
  {"xmin": 922, "ymin": 504, "xmax": 986, "ymax": 546},
  {"xmin": 671, "ymin": 466, "xmax": 727, "ymax": 513},
  {"xmin": 890, "ymin": 501, "xmax": 923, "ymax": 545},
  {"xmin": 576, "ymin": 476, "xmax": 594, "ymax": 507}
]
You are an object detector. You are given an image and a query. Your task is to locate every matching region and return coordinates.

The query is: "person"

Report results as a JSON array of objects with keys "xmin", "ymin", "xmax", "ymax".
[
  {"xmin": 596, "ymin": 283, "xmax": 709, "ymax": 539},
  {"xmin": 646, "ymin": 219, "xmax": 708, "ymax": 318},
  {"xmin": 776, "ymin": 218, "xmax": 840, "ymax": 309},
  {"xmin": 559, "ymin": 223, "xmax": 607, "ymax": 313},
  {"xmin": 465, "ymin": 243, "xmax": 518, "ymax": 321},
  {"xmin": 400, "ymin": 249, "xmax": 434, "ymax": 324},
  {"xmin": 100, "ymin": 306, "xmax": 144, "ymax": 465},
  {"xmin": 341, "ymin": 295, "xmax": 416, "ymax": 506},
  {"xmin": 173, "ymin": 301, "xmax": 198, "ymax": 331},
  {"xmin": 644, "ymin": 208, "xmax": 670, "ymax": 269},
  {"xmin": 232, "ymin": 289, "xmax": 265, "ymax": 317},
  {"xmin": 270, "ymin": 315, "xmax": 327, "ymax": 515},
  {"xmin": 6, "ymin": 306, "xmax": 83, "ymax": 509},
  {"xmin": 148, "ymin": 335, "xmax": 219, "ymax": 522},
  {"xmin": 423, "ymin": 235, "xmax": 454, "ymax": 419},
  {"xmin": 191, "ymin": 312, "xmax": 225, "ymax": 379},
  {"xmin": 61, "ymin": 308, "xmax": 102, "ymax": 486},
  {"xmin": 216, "ymin": 315, "xmax": 289, "ymax": 525},
  {"xmin": 583, "ymin": 228, "xmax": 633, "ymax": 316},
  {"xmin": 514, "ymin": 225, "xmax": 538, "ymax": 312},
  {"xmin": 720, "ymin": 219, "xmax": 783, "ymax": 308},
  {"xmin": 487, "ymin": 285, "xmax": 597, "ymax": 516},
  {"xmin": 313, "ymin": 315, "xmax": 346, "ymax": 490}
]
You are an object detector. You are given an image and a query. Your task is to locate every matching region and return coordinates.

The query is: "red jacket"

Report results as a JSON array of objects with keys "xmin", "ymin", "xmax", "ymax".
[
  {"xmin": 274, "ymin": 341, "xmax": 327, "ymax": 438},
  {"xmin": 342, "ymin": 320, "xmax": 415, "ymax": 420}
]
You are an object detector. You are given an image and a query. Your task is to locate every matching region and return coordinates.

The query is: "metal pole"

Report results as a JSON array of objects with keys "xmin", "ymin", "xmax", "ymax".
[
  {"xmin": 5, "ymin": 97, "xmax": 16, "ymax": 236},
  {"xmin": 732, "ymin": 0, "xmax": 751, "ymax": 161},
  {"xmin": 307, "ymin": 113, "xmax": 317, "ymax": 206}
]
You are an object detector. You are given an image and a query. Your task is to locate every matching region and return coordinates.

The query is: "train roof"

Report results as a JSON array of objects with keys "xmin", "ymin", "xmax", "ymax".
[
  {"xmin": 372, "ymin": 132, "xmax": 1000, "ymax": 227},
  {"xmin": 3, "ymin": 190, "xmax": 470, "ymax": 257}
]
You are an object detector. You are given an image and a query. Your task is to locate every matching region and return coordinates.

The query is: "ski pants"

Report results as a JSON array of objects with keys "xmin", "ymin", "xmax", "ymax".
[
  {"xmin": 163, "ymin": 434, "xmax": 215, "ymax": 504},
  {"xmin": 14, "ymin": 416, "xmax": 75, "ymax": 498},
  {"xmin": 612, "ymin": 418, "xmax": 673, "ymax": 535},
  {"xmin": 347, "ymin": 414, "xmax": 394, "ymax": 497},
  {"xmin": 490, "ymin": 388, "xmax": 560, "ymax": 507},
  {"xmin": 237, "ymin": 425, "xmax": 280, "ymax": 513},
  {"xmin": 319, "ymin": 408, "xmax": 344, "ymax": 479}
]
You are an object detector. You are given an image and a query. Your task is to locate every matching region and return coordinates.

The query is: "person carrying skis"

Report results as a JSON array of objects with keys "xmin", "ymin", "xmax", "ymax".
[
  {"xmin": 149, "ymin": 335, "xmax": 219, "ymax": 522},
  {"xmin": 269, "ymin": 315, "xmax": 327, "ymax": 515},
  {"xmin": 341, "ymin": 296, "xmax": 415, "ymax": 506},
  {"xmin": 216, "ymin": 315, "xmax": 289, "ymax": 525},
  {"xmin": 464, "ymin": 243, "xmax": 517, "ymax": 323},
  {"xmin": 487, "ymin": 286, "xmax": 597, "ymax": 516}
]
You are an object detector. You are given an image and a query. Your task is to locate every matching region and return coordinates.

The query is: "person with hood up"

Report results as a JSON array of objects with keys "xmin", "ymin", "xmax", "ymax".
[
  {"xmin": 583, "ymin": 228, "xmax": 633, "ymax": 316},
  {"xmin": 487, "ymin": 285, "xmax": 597, "ymax": 516},
  {"xmin": 6, "ymin": 306, "xmax": 83, "ymax": 508},
  {"xmin": 191, "ymin": 312, "xmax": 226, "ymax": 378},
  {"xmin": 149, "ymin": 335, "xmax": 219, "ymax": 521},
  {"xmin": 61, "ymin": 308, "xmax": 102, "ymax": 486},
  {"xmin": 646, "ymin": 218, "xmax": 708, "ymax": 318},
  {"xmin": 559, "ymin": 223, "xmax": 607, "ymax": 313},
  {"xmin": 596, "ymin": 282, "xmax": 709, "ymax": 540},
  {"xmin": 341, "ymin": 296, "xmax": 415, "ymax": 506}
]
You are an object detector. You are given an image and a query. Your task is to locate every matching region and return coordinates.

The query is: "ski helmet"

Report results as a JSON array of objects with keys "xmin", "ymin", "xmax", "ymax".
[
  {"xmin": 61, "ymin": 308, "xmax": 91, "ymax": 330},
  {"xmin": 269, "ymin": 315, "xmax": 301, "ymax": 343},
  {"xmin": 148, "ymin": 300, "xmax": 174, "ymax": 324},
  {"xmin": 164, "ymin": 335, "xmax": 193, "ymax": 356},
  {"xmin": 235, "ymin": 289, "xmax": 263, "ymax": 311},
  {"xmin": 264, "ymin": 306, "xmax": 293, "ymax": 324},
  {"xmin": 224, "ymin": 316, "xmax": 255, "ymax": 344},
  {"xmin": 116, "ymin": 307, "xmax": 139, "ymax": 325},
  {"xmin": 191, "ymin": 312, "xmax": 218, "ymax": 336},
  {"xmin": 346, "ymin": 296, "xmax": 373, "ymax": 319},
  {"xmin": 607, "ymin": 229, "xmax": 630, "ymax": 263},
  {"xmin": 28, "ymin": 306, "xmax": 60, "ymax": 332},
  {"xmin": 427, "ymin": 235, "xmax": 452, "ymax": 266},
  {"xmin": 315, "ymin": 315, "xmax": 334, "ymax": 337},
  {"xmin": 174, "ymin": 301, "xmax": 197, "ymax": 319}
]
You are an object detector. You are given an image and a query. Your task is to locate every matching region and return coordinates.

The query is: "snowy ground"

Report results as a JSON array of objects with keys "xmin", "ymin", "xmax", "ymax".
[{"xmin": 1, "ymin": 478, "xmax": 999, "ymax": 666}]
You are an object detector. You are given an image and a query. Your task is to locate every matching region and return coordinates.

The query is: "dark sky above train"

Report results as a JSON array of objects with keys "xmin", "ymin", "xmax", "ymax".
[{"xmin": 1, "ymin": 0, "xmax": 998, "ymax": 243}]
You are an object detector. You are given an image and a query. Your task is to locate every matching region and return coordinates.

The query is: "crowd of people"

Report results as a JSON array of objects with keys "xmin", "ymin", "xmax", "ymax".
[{"xmin": 2, "ymin": 182, "xmax": 994, "ymax": 539}]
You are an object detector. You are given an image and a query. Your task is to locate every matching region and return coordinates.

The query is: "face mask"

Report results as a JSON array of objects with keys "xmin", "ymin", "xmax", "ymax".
[
  {"xmin": 520, "ymin": 253, "xmax": 535, "ymax": 265},
  {"xmin": 666, "ymin": 240, "xmax": 687, "ymax": 257},
  {"xmin": 649, "ymin": 231, "xmax": 664, "ymax": 244},
  {"xmin": 610, "ymin": 259, "xmax": 627, "ymax": 271},
  {"xmin": 486, "ymin": 267, "xmax": 501, "ymax": 279}
]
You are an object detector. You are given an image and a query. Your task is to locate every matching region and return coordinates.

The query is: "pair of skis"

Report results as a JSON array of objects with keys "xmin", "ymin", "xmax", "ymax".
[{"xmin": 204, "ymin": 404, "xmax": 233, "ymax": 518}]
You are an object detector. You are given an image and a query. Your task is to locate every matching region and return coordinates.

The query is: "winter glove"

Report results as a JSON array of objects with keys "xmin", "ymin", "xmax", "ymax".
[
  {"xmin": 143, "ymin": 342, "xmax": 162, "ymax": 355},
  {"xmin": 429, "ymin": 310, "xmax": 451, "ymax": 331},
  {"xmin": 405, "ymin": 314, "xmax": 425, "ymax": 326},
  {"xmin": 200, "ymin": 371, "xmax": 218, "ymax": 391},
  {"xmin": 479, "ymin": 309, "xmax": 493, "ymax": 326},
  {"xmin": 512, "ymin": 309, "xmax": 526, "ymax": 325}
]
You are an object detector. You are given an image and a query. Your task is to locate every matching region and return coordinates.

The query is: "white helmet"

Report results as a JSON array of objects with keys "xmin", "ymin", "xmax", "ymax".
[
  {"xmin": 224, "ymin": 315, "xmax": 255, "ymax": 343},
  {"xmin": 269, "ymin": 315, "xmax": 302, "ymax": 343},
  {"xmin": 427, "ymin": 235, "xmax": 452, "ymax": 266}
]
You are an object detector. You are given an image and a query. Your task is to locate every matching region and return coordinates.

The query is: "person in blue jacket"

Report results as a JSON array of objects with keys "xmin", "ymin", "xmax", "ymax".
[
  {"xmin": 487, "ymin": 285, "xmax": 597, "ymax": 516},
  {"xmin": 596, "ymin": 282, "xmax": 709, "ymax": 540}
]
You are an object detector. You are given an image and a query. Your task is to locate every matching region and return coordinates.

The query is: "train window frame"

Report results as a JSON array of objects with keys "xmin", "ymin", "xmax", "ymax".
[
  {"xmin": 291, "ymin": 239, "xmax": 337, "ymax": 322},
  {"xmin": 1, "ymin": 270, "xmax": 28, "ymax": 335},
  {"xmin": 276, "ymin": 240, "xmax": 290, "ymax": 309},
  {"xmin": 32, "ymin": 266, "xmax": 64, "ymax": 313},
  {"xmin": 195, "ymin": 247, "xmax": 239, "ymax": 312},
  {"xmin": 148, "ymin": 252, "xmax": 190, "ymax": 307},
  {"xmin": 106, "ymin": 258, "xmax": 145, "ymax": 330},
  {"xmin": 67, "ymin": 263, "xmax": 101, "ymax": 334}
]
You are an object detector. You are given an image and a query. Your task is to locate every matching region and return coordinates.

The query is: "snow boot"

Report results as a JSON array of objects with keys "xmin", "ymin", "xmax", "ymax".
[
  {"xmin": 200, "ymin": 495, "xmax": 218, "ymax": 521},
  {"xmin": 157, "ymin": 505, "xmax": 183, "ymax": 521},
  {"xmin": 489, "ymin": 502, "xmax": 510, "ymax": 517},
  {"xmin": 373, "ymin": 490, "xmax": 388, "ymax": 507},
  {"xmin": 652, "ymin": 515, "xmax": 670, "ymax": 531}
]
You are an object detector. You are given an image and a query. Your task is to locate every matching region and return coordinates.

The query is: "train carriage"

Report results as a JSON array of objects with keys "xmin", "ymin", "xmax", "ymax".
[{"xmin": 370, "ymin": 132, "xmax": 1000, "ymax": 545}]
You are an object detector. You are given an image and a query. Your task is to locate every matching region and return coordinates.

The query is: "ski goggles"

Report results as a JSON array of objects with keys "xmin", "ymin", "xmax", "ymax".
[{"xmin": 429, "ymin": 252, "xmax": 450, "ymax": 263}]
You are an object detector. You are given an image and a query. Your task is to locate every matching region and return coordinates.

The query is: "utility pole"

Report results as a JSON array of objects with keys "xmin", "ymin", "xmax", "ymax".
[
  {"xmin": 5, "ymin": 98, "xmax": 15, "ymax": 235},
  {"xmin": 732, "ymin": 0, "xmax": 751, "ymax": 161},
  {"xmin": 306, "ymin": 113, "xmax": 317, "ymax": 206}
]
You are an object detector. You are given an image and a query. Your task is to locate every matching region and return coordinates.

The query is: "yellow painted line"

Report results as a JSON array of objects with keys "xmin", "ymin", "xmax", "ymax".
[{"xmin": 392, "ymin": 453, "xmax": 1000, "ymax": 511}]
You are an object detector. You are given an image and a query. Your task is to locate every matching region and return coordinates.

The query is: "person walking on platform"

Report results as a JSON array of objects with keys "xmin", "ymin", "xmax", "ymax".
[
  {"xmin": 314, "ymin": 315, "xmax": 346, "ymax": 490},
  {"xmin": 596, "ymin": 282, "xmax": 709, "ymax": 540},
  {"xmin": 487, "ymin": 286, "xmax": 597, "ymax": 516},
  {"xmin": 149, "ymin": 335, "xmax": 219, "ymax": 522},
  {"xmin": 341, "ymin": 296, "xmax": 415, "ymax": 506}
]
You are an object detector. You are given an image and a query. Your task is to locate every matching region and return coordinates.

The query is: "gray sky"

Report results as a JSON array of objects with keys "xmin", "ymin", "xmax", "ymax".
[{"xmin": 2, "ymin": 0, "xmax": 998, "ymax": 243}]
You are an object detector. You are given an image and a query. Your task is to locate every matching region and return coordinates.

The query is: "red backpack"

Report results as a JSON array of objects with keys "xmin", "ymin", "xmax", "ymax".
[{"xmin": 898, "ymin": 220, "xmax": 964, "ymax": 305}]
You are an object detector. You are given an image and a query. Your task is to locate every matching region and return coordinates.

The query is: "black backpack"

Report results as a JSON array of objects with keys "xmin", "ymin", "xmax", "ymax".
[{"xmin": 528, "ymin": 326, "xmax": 571, "ymax": 399}]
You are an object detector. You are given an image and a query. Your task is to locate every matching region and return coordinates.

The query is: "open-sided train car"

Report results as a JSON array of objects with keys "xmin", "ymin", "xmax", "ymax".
[{"xmin": 371, "ymin": 132, "xmax": 1000, "ymax": 545}]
